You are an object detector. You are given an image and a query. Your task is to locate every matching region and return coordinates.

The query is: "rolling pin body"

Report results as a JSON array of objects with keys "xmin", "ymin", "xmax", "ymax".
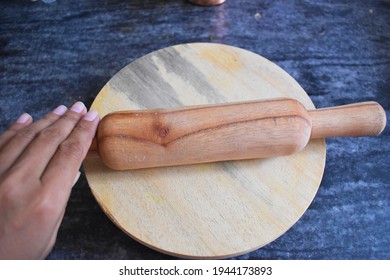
[{"xmin": 96, "ymin": 98, "xmax": 386, "ymax": 170}]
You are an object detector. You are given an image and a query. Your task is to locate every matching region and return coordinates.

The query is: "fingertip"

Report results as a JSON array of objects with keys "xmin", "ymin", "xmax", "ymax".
[
  {"xmin": 70, "ymin": 101, "xmax": 87, "ymax": 114},
  {"xmin": 16, "ymin": 113, "xmax": 32, "ymax": 124},
  {"xmin": 8, "ymin": 113, "xmax": 33, "ymax": 133},
  {"xmin": 82, "ymin": 109, "xmax": 99, "ymax": 122},
  {"xmin": 52, "ymin": 105, "xmax": 68, "ymax": 116}
]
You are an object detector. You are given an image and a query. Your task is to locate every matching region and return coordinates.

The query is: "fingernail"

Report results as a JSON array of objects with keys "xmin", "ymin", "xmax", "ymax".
[
  {"xmin": 16, "ymin": 113, "xmax": 31, "ymax": 124},
  {"xmin": 83, "ymin": 110, "xmax": 99, "ymax": 121},
  {"xmin": 70, "ymin": 101, "xmax": 86, "ymax": 113},
  {"xmin": 52, "ymin": 105, "xmax": 67, "ymax": 116}
]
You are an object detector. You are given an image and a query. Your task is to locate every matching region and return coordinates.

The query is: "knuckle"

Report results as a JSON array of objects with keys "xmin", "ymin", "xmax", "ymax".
[
  {"xmin": 60, "ymin": 112, "xmax": 81, "ymax": 123},
  {"xmin": 71, "ymin": 123, "xmax": 85, "ymax": 134},
  {"xmin": 0, "ymin": 178, "xmax": 23, "ymax": 206},
  {"xmin": 76, "ymin": 120, "xmax": 95, "ymax": 133},
  {"xmin": 28, "ymin": 197, "xmax": 57, "ymax": 228},
  {"xmin": 0, "ymin": 186, "xmax": 17, "ymax": 205},
  {"xmin": 72, "ymin": 122, "xmax": 94, "ymax": 136},
  {"xmin": 34, "ymin": 197, "xmax": 55, "ymax": 219},
  {"xmin": 59, "ymin": 140, "xmax": 85, "ymax": 160},
  {"xmin": 42, "ymin": 113, "xmax": 58, "ymax": 123},
  {"xmin": 0, "ymin": 130, "xmax": 13, "ymax": 141},
  {"xmin": 37, "ymin": 126, "xmax": 62, "ymax": 141},
  {"xmin": 15, "ymin": 126, "xmax": 37, "ymax": 141}
]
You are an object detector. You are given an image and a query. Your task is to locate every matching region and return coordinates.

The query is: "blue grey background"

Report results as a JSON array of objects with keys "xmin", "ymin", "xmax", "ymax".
[{"xmin": 0, "ymin": 0, "xmax": 389, "ymax": 259}]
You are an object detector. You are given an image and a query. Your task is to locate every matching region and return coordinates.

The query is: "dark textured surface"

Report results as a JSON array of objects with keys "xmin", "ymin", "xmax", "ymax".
[{"xmin": 0, "ymin": 0, "xmax": 389, "ymax": 260}]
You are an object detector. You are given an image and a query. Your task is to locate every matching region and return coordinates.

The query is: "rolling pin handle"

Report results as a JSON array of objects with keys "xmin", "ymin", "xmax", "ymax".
[{"xmin": 308, "ymin": 101, "xmax": 386, "ymax": 139}]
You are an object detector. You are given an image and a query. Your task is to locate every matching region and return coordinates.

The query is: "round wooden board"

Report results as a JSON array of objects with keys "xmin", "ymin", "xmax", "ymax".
[{"xmin": 84, "ymin": 43, "xmax": 326, "ymax": 259}]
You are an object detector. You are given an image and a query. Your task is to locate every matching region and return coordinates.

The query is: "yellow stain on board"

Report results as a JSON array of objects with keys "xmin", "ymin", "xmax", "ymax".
[
  {"xmin": 146, "ymin": 193, "xmax": 165, "ymax": 204},
  {"xmin": 197, "ymin": 45, "xmax": 243, "ymax": 72}
]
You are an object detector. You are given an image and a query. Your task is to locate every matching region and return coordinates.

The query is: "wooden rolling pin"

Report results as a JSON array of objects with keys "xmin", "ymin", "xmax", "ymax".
[{"xmin": 95, "ymin": 98, "xmax": 386, "ymax": 170}]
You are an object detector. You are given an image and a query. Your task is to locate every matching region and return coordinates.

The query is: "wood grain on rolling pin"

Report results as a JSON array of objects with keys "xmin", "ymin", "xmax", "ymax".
[
  {"xmin": 97, "ymin": 98, "xmax": 312, "ymax": 170},
  {"xmin": 95, "ymin": 96, "xmax": 385, "ymax": 170}
]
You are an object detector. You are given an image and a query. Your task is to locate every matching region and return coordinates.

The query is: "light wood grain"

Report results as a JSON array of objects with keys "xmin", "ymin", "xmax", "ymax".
[{"xmin": 84, "ymin": 43, "xmax": 326, "ymax": 259}]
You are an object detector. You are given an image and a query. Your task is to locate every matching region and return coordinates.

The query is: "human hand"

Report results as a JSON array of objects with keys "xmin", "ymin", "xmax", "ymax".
[{"xmin": 0, "ymin": 102, "xmax": 99, "ymax": 259}]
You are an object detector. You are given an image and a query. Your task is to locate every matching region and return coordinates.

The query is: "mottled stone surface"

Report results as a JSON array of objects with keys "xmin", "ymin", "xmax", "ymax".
[{"xmin": 0, "ymin": 0, "xmax": 389, "ymax": 259}]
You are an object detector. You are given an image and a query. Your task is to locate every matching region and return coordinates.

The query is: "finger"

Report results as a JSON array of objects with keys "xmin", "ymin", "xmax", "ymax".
[
  {"xmin": 0, "ymin": 113, "xmax": 32, "ymax": 150},
  {"xmin": 41, "ymin": 110, "xmax": 99, "ymax": 198},
  {"xmin": 0, "ymin": 106, "xmax": 67, "ymax": 175},
  {"xmin": 8, "ymin": 102, "xmax": 87, "ymax": 178}
]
